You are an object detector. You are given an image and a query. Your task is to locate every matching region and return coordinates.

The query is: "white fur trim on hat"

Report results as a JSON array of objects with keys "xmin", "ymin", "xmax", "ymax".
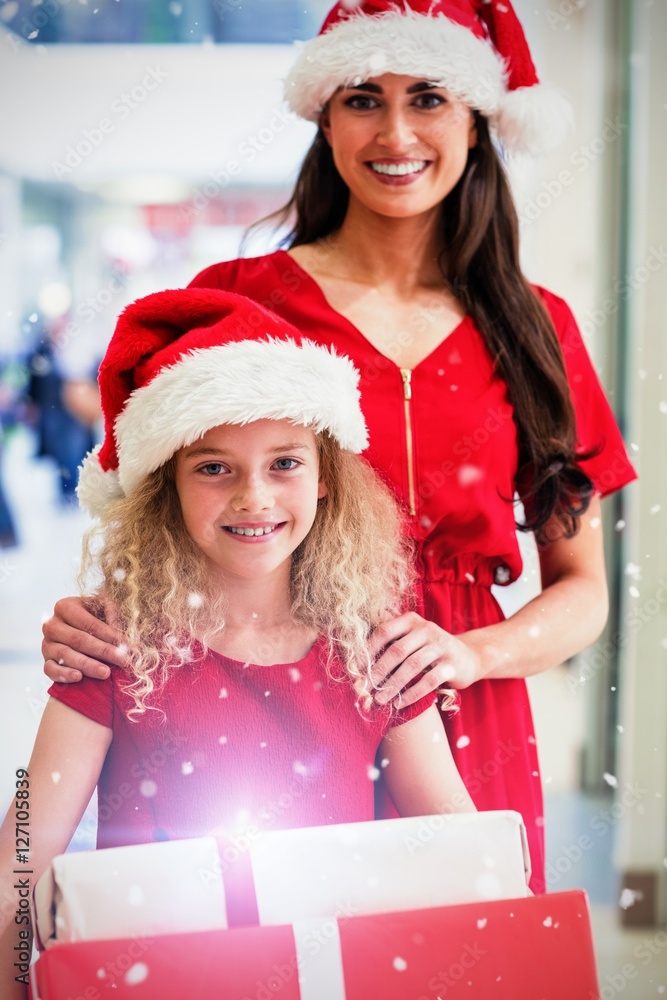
[
  {"xmin": 285, "ymin": 9, "xmax": 507, "ymax": 122},
  {"xmin": 80, "ymin": 338, "xmax": 368, "ymax": 516},
  {"xmin": 76, "ymin": 444, "xmax": 123, "ymax": 518}
]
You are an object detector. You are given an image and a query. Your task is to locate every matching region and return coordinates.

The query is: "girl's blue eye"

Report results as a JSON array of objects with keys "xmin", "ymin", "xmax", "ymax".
[
  {"xmin": 200, "ymin": 463, "xmax": 225, "ymax": 476},
  {"xmin": 274, "ymin": 458, "xmax": 299, "ymax": 471}
]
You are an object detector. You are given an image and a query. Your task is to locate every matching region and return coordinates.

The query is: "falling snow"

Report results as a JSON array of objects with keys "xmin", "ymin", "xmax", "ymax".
[
  {"xmin": 456, "ymin": 735, "xmax": 471, "ymax": 749},
  {"xmin": 603, "ymin": 772, "xmax": 618, "ymax": 788},
  {"xmin": 219, "ymin": 687, "xmax": 228, "ymax": 699},
  {"xmin": 477, "ymin": 918, "xmax": 487, "ymax": 929},
  {"xmin": 125, "ymin": 963, "xmax": 149, "ymax": 986},
  {"xmin": 619, "ymin": 887, "xmax": 643, "ymax": 909},
  {"xmin": 187, "ymin": 592, "xmax": 204, "ymax": 609},
  {"xmin": 650, "ymin": 504, "xmax": 662, "ymax": 515},
  {"xmin": 219, "ymin": 736, "xmax": 227, "ymax": 744},
  {"xmin": 139, "ymin": 780, "xmax": 157, "ymax": 798},
  {"xmin": 293, "ymin": 761, "xmax": 308, "ymax": 776},
  {"xmin": 181, "ymin": 761, "xmax": 194, "ymax": 775},
  {"xmin": 112, "ymin": 567, "xmax": 126, "ymax": 582},
  {"xmin": 458, "ymin": 464, "xmax": 483, "ymax": 486},
  {"xmin": 51, "ymin": 772, "xmax": 61, "ymax": 784},
  {"xmin": 543, "ymin": 916, "xmax": 553, "ymax": 927},
  {"xmin": 625, "ymin": 563, "xmax": 641, "ymax": 581},
  {"xmin": 367, "ymin": 765, "xmax": 381, "ymax": 781},
  {"xmin": 393, "ymin": 957, "xmax": 408, "ymax": 971},
  {"xmin": 289, "ymin": 668, "xmax": 302, "ymax": 683},
  {"xmin": 615, "ymin": 520, "xmax": 626, "ymax": 531}
]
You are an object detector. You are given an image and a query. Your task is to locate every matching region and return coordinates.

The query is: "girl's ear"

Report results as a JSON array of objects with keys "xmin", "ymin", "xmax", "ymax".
[{"xmin": 317, "ymin": 479, "xmax": 328, "ymax": 500}]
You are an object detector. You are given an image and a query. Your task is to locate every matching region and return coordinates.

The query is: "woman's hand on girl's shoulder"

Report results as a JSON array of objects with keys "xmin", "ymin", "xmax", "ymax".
[
  {"xmin": 42, "ymin": 596, "xmax": 129, "ymax": 683},
  {"xmin": 368, "ymin": 612, "xmax": 482, "ymax": 708}
]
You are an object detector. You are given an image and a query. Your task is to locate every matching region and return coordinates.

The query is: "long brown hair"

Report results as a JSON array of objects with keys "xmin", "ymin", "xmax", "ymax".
[{"xmin": 258, "ymin": 115, "xmax": 595, "ymax": 543}]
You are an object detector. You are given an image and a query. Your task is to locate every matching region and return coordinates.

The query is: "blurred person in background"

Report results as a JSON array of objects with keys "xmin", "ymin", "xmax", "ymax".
[
  {"xmin": 25, "ymin": 313, "xmax": 100, "ymax": 507},
  {"xmin": 0, "ymin": 362, "xmax": 20, "ymax": 548}
]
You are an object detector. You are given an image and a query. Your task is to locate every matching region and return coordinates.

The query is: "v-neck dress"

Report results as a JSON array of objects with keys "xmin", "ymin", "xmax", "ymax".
[{"xmin": 188, "ymin": 251, "xmax": 637, "ymax": 893}]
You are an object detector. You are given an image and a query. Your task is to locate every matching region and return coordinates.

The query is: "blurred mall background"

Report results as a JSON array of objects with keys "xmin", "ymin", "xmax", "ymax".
[{"xmin": 0, "ymin": 0, "xmax": 665, "ymax": 994}]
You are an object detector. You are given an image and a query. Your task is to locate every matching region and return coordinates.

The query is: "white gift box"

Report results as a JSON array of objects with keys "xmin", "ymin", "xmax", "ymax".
[{"xmin": 33, "ymin": 810, "xmax": 530, "ymax": 948}]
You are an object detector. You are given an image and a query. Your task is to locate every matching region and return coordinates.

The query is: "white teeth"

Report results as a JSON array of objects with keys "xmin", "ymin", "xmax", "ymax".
[
  {"xmin": 371, "ymin": 160, "xmax": 427, "ymax": 176},
  {"xmin": 228, "ymin": 525, "xmax": 277, "ymax": 536}
]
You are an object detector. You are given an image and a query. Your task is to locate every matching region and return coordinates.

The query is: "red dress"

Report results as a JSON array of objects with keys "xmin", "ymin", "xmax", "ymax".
[
  {"xmin": 189, "ymin": 251, "xmax": 637, "ymax": 893},
  {"xmin": 49, "ymin": 640, "xmax": 433, "ymax": 849}
]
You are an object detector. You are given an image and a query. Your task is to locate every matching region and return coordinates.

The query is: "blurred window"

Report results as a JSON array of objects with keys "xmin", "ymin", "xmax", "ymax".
[{"xmin": 4, "ymin": 0, "xmax": 332, "ymax": 45}]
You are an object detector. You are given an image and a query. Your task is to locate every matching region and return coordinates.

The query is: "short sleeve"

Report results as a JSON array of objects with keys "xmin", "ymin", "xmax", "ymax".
[
  {"xmin": 538, "ymin": 287, "xmax": 638, "ymax": 498},
  {"xmin": 48, "ymin": 675, "xmax": 114, "ymax": 729},
  {"xmin": 378, "ymin": 689, "xmax": 438, "ymax": 735}
]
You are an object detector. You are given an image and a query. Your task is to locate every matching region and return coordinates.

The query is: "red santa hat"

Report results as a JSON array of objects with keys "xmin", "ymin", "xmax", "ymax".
[
  {"xmin": 285, "ymin": 0, "xmax": 571, "ymax": 156},
  {"xmin": 77, "ymin": 288, "xmax": 368, "ymax": 518}
]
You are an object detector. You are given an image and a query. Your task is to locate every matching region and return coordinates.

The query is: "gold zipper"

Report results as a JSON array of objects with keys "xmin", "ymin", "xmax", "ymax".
[{"xmin": 400, "ymin": 368, "xmax": 417, "ymax": 517}]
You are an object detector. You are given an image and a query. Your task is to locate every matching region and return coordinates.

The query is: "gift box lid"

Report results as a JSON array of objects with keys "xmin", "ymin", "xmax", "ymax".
[{"xmin": 33, "ymin": 810, "xmax": 530, "ymax": 947}]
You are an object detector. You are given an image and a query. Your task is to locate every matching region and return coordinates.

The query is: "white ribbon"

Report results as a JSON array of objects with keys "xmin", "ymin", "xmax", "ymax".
[{"xmin": 292, "ymin": 918, "xmax": 346, "ymax": 1000}]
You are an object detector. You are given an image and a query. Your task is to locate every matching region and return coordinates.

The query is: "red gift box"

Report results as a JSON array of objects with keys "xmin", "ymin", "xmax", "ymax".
[{"xmin": 31, "ymin": 890, "xmax": 599, "ymax": 1000}]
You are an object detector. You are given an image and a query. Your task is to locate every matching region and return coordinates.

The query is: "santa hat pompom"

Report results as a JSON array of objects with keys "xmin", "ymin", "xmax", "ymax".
[
  {"xmin": 77, "ymin": 445, "xmax": 123, "ymax": 518},
  {"xmin": 495, "ymin": 83, "xmax": 573, "ymax": 157}
]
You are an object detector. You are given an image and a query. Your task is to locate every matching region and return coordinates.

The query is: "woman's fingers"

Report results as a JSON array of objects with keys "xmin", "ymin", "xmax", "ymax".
[
  {"xmin": 42, "ymin": 641, "xmax": 114, "ymax": 681},
  {"xmin": 367, "ymin": 613, "xmax": 418, "ymax": 658},
  {"xmin": 374, "ymin": 653, "xmax": 455, "ymax": 705},
  {"xmin": 51, "ymin": 596, "xmax": 122, "ymax": 645},
  {"xmin": 42, "ymin": 607, "xmax": 129, "ymax": 678},
  {"xmin": 44, "ymin": 659, "xmax": 83, "ymax": 684},
  {"xmin": 382, "ymin": 666, "xmax": 456, "ymax": 710}
]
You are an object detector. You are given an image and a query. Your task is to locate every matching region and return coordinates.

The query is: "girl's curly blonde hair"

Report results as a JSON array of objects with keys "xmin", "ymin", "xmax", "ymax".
[{"xmin": 80, "ymin": 430, "xmax": 424, "ymax": 719}]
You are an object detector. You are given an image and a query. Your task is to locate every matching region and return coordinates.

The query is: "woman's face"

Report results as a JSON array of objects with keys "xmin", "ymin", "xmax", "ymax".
[{"xmin": 321, "ymin": 73, "xmax": 477, "ymax": 221}]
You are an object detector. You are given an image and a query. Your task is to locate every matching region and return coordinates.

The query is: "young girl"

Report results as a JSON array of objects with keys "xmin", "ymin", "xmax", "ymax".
[{"xmin": 0, "ymin": 288, "xmax": 474, "ymax": 998}]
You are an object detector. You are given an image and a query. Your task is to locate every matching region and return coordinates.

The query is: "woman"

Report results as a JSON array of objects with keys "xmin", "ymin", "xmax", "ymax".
[{"xmin": 42, "ymin": 0, "xmax": 636, "ymax": 892}]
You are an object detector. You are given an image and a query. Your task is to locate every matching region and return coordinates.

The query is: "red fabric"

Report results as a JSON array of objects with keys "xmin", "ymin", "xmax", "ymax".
[
  {"xmin": 188, "ymin": 251, "xmax": 637, "ymax": 894},
  {"xmin": 321, "ymin": 1, "xmax": 486, "ymax": 38},
  {"xmin": 48, "ymin": 639, "xmax": 433, "ymax": 848},
  {"xmin": 32, "ymin": 891, "xmax": 599, "ymax": 999},
  {"xmin": 476, "ymin": 0, "xmax": 539, "ymax": 90}
]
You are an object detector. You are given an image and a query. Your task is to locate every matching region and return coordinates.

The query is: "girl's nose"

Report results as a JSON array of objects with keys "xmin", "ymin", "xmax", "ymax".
[{"xmin": 231, "ymin": 474, "xmax": 274, "ymax": 513}]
